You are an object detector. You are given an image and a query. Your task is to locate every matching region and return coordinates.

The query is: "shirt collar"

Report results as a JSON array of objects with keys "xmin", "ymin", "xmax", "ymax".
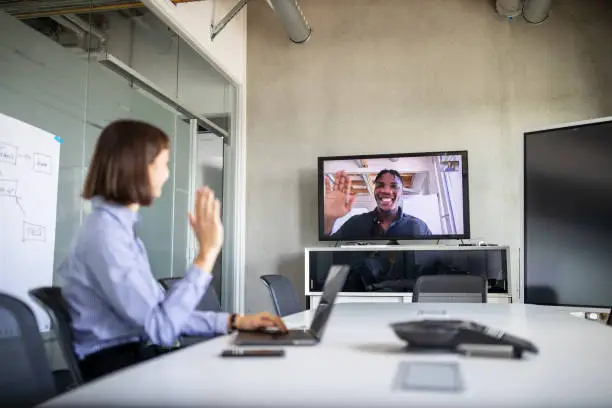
[
  {"xmin": 91, "ymin": 196, "xmax": 140, "ymax": 229},
  {"xmin": 374, "ymin": 205, "xmax": 405, "ymax": 221}
]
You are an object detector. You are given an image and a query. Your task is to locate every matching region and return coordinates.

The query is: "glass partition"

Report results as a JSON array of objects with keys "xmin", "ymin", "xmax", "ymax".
[
  {"xmin": 0, "ymin": 5, "xmax": 231, "ymax": 288},
  {"xmin": 195, "ymin": 133, "xmax": 225, "ymax": 297},
  {"xmin": 127, "ymin": 94, "xmax": 178, "ymax": 279},
  {"xmin": 0, "ymin": 11, "xmax": 89, "ymax": 278},
  {"xmin": 172, "ymin": 118, "xmax": 192, "ymax": 278}
]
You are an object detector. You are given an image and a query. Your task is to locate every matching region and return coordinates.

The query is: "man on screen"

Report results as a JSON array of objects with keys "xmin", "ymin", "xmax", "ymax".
[{"xmin": 323, "ymin": 169, "xmax": 431, "ymax": 240}]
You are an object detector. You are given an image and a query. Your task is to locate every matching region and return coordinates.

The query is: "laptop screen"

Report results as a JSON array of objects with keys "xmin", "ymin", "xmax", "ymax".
[{"xmin": 309, "ymin": 265, "xmax": 350, "ymax": 339}]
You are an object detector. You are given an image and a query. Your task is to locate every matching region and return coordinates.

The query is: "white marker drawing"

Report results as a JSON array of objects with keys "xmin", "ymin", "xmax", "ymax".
[
  {"xmin": 0, "ymin": 179, "xmax": 25, "ymax": 214},
  {"xmin": 0, "ymin": 142, "xmax": 17, "ymax": 165},
  {"xmin": 0, "ymin": 179, "xmax": 18, "ymax": 196},
  {"xmin": 33, "ymin": 153, "xmax": 52, "ymax": 174},
  {"xmin": 23, "ymin": 221, "xmax": 46, "ymax": 242}
]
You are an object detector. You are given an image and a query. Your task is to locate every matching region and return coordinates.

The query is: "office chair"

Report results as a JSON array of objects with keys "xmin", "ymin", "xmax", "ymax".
[
  {"xmin": 0, "ymin": 291, "xmax": 57, "ymax": 406},
  {"xmin": 29, "ymin": 287, "xmax": 83, "ymax": 388},
  {"xmin": 412, "ymin": 275, "xmax": 487, "ymax": 303},
  {"xmin": 259, "ymin": 275, "xmax": 303, "ymax": 317},
  {"xmin": 158, "ymin": 277, "xmax": 222, "ymax": 312}
]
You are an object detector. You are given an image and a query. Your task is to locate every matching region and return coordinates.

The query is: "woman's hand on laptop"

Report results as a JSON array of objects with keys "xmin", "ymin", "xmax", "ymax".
[{"xmin": 231, "ymin": 312, "xmax": 288, "ymax": 333}]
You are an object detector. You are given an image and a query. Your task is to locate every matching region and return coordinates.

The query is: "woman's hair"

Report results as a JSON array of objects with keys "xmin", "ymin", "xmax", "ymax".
[{"xmin": 83, "ymin": 119, "xmax": 170, "ymax": 206}]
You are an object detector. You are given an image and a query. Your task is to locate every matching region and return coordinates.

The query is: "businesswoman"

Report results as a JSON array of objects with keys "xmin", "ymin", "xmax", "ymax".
[{"xmin": 59, "ymin": 119, "xmax": 286, "ymax": 382}]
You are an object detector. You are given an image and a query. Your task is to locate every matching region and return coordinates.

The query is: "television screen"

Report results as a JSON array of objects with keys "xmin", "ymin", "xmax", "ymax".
[
  {"xmin": 524, "ymin": 118, "xmax": 612, "ymax": 308},
  {"xmin": 318, "ymin": 151, "xmax": 470, "ymax": 241}
]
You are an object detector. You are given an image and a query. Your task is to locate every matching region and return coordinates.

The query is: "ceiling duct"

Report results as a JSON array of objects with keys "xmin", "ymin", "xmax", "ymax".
[
  {"xmin": 211, "ymin": 0, "xmax": 310, "ymax": 44},
  {"xmin": 495, "ymin": 0, "xmax": 523, "ymax": 19},
  {"xmin": 268, "ymin": 0, "xmax": 311, "ymax": 44},
  {"xmin": 523, "ymin": 0, "xmax": 552, "ymax": 24}
]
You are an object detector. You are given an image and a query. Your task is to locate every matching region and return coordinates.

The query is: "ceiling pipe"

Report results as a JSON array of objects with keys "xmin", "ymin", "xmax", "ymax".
[
  {"xmin": 211, "ymin": 0, "xmax": 310, "ymax": 44},
  {"xmin": 523, "ymin": 0, "xmax": 552, "ymax": 24},
  {"xmin": 268, "ymin": 0, "xmax": 311, "ymax": 44},
  {"xmin": 495, "ymin": 0, "xmax": 523, "ymax": 19}
]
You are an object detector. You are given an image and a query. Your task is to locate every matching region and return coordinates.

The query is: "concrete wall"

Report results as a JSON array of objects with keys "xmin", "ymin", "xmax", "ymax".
[{"xmin": 245, "ymin": 0, "xmax": 612, "ymax": 312}]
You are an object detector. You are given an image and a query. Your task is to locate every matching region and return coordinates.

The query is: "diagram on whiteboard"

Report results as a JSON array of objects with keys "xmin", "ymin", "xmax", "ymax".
[
  {"xmin": 0, "ymin": 178, "xmax": 24, "ymax": 214},
  {"xmin": 0, "ymin": 112, "xmax": 61, "ymax": 332},
  {"xmin": 0, "ymin": 141, "xmax": 52, "ymax": 240}
]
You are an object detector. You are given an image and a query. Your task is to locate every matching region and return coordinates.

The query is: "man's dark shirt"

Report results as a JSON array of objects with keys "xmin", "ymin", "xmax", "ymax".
[{"xmin": 330, "ymin": 207, "xmax": 432, "ymax": 240}]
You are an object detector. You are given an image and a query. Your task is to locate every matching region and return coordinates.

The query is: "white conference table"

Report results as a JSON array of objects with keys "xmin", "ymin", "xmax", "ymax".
[{"xmin": 42, "ymin": 303, "xmax": 612, "ymax": 407}]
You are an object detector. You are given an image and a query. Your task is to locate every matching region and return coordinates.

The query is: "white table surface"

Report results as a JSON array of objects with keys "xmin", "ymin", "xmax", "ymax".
[{"xmin": 42, "ymin": 303, "xmax": 612, "ymax": 407}]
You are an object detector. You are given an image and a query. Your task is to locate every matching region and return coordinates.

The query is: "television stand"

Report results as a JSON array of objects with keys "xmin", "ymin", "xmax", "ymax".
[{"xmin": 305, "ymin": 245, "xmax": 512, "ymax": 307}]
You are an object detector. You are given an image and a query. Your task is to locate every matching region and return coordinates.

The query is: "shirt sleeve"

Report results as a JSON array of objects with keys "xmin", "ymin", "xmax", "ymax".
[
  {"xmin": 330, "ymin": 215, "xmax": 359, "ymax": 239},
  {"xmin": 85, "ymin": 229, "xmax": 222, "ymax": 347},
  {"xmin": 421, "ymin": 220, "xmax": 432, "ymax": 235},
  {"xmin": 181, "ymin": 311, "xmax": 230, "ymax": 337}
]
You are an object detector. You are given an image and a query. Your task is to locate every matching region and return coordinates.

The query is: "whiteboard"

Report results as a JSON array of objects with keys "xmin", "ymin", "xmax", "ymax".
[{"xmin": 0, "ymin": 112, "xmax": 61, "ymax": 331}]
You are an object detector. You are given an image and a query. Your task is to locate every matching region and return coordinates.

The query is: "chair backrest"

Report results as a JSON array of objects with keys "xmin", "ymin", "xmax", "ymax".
[
  {"xmin": 607, "ymin": 311, "xmax": 611, "ymax": 326},
  {"xmin": 0, "ymin": 291, "xmax": 56, "ymax": 406},
  {"xmin": 413, "ymin": 275, "xmax": 487, "ymax": 303},
  {"xmin": 28, "ymin": 287, "xmax": 83, "ymax": 386},
  {"xmin": 158, "ymin": 277, "xmax": 222, "ymax": 312},
  {"xmin": 259, "ymin": 275, "xmax": 303, "ymax": 317}
]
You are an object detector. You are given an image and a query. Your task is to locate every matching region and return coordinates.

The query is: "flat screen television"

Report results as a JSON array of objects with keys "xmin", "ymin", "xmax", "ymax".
[
  {"xmin": 317, "ymin": 151, "xmax": 470, "ymax": 241},
  {"xmin": 524, "ymin": 117, "xmax": 612, "ymax": 308}
]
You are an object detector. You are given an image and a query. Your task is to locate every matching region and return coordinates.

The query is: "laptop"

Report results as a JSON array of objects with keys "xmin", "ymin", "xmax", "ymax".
[{"xmin": 233, "ymin": 265, "xmax": 350, "ymax": 346}]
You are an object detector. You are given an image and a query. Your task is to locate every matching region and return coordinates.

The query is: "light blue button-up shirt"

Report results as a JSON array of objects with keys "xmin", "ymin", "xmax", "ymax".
[{"xmin": 58, "ymin": 196, "xmax": 229, "ymax": 359}]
